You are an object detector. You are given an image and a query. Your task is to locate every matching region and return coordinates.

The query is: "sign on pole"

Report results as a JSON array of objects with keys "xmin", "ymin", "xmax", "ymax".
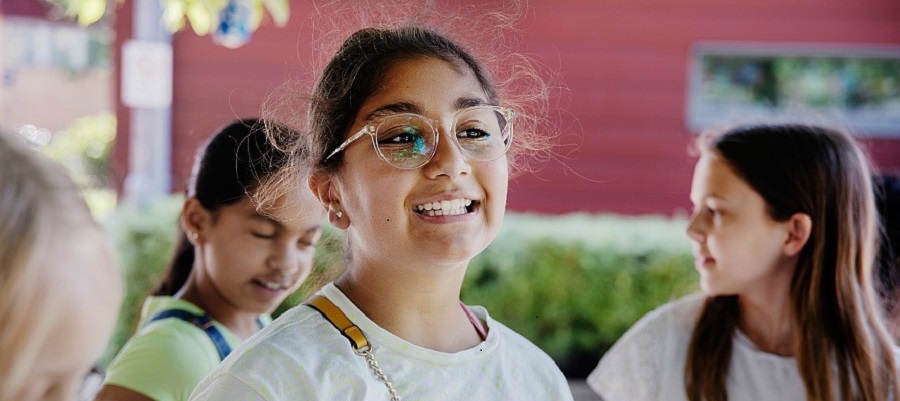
[{"xmin": 121, "ymin": 40, "xmax": 173, "ymax": 109}]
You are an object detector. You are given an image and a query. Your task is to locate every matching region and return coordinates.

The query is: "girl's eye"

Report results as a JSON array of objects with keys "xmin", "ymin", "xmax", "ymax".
[
  {"xmin": 384, "ymin": 133, "xmax": 418, "ymax": 143},
  {"xmin": 457, "ymin": 128, "xmax": 490, "ymax": 139},
  {"xmin": 378, "ymin": 125, "xmax": 426, "ymax": 144},
  {"xmin": 252, "ymin": 231, "xmax": 275, "ymax": 239}
]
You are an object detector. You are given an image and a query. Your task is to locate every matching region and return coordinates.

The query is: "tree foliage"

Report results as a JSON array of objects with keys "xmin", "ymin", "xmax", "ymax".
[{"xmin": 47, "ymin": 0, "xmax": 290, "ymax": 36}]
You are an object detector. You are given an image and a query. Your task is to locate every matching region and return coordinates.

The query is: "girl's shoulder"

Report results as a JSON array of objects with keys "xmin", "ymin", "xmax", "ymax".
[
  {"xmin": 189, "ymin": 302, "xmax": 364, "ymax": 400},
  {"xmin": 630, "ymin": 293, "xmax": 707, "ymax": 337},
  {"xmin": 212, "ymin": 301, "xmax": 353, "ymax": 372},
  {"xmin": 586, "ymin": 294, "xmax": 706, "ymax": 401},
  {"xmin": 103, "ymin": 297, "xmax": 232, "ymax": 400},
  {"xmin": 476, "ymin": 306, "xmax": 564, "ymax": 365},
  {"xmin": 133, "ymin": 296, "xmax": 216, "ymax": 342}
]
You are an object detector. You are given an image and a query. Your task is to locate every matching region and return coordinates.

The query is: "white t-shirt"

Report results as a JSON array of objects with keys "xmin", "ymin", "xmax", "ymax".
[
  {"xmin": 587, "ymin": 294, "xmax": 807, "ymax": 401},
  {"xmin": 189, "ymin": 283, "xmax": 574, "ymax": 401}
]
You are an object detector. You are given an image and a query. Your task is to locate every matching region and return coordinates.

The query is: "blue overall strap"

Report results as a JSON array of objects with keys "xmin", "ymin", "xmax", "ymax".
[{"xmin": 146, "ymin": 310, "xmax": 232, "ymax": 361}]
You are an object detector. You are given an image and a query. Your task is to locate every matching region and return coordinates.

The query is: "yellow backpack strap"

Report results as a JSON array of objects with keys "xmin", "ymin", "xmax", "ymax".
[{"xmin": 305, "ymin": 295, "xmax": 370, "ymax": 353}]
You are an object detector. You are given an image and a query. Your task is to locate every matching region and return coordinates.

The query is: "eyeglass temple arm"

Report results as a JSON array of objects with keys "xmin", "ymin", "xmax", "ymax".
[{"xmin": 325, "ymin": 126, "xmax": 372, "ymax": 161}]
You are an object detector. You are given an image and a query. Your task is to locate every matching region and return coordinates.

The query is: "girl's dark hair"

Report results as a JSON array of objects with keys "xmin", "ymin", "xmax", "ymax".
[
  {"xmin": 306, "ymin": 26, "xmax": 499, "ymax": 173},
  {"xmin": 874, "ymin": 174, "xmax": 900, "ymax": 327},
  {"xmin": 154, "ymin": 119, "xmax": 294, "ymax": 295},
  {"xmin": 685, "ymin": 124, "xmax": 899, "ymax": 401}
]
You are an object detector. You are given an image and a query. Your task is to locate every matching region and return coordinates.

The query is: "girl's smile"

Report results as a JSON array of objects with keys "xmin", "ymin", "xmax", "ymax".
[{"xmin": 412, "ymin": 197, "xmax": 477, "ymax": 217}]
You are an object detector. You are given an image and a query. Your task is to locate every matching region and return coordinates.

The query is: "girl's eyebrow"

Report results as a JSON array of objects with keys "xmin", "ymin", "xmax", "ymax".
[
  {"xmin": 249, "ymin": 213, "xmax": 282, "ymax": 228},
  {"xmin": 364, "ymin": 102, "xmax": 421, "ymax": 121},
  {"xmin": 455, "ymin": 97, "xmax": 488, "ymax": 109},
  {"xmin": 363, "ymin": 97, "xmax": 490, "ymax": 122},
  {"xmin": 250, "ymin": 213, "xmax": 324, "ymax": 235}
]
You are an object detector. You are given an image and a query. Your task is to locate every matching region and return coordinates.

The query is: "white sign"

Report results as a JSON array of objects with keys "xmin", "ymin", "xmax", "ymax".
[{"xmin": 121, "ymin": 40, "xmax": 173, "ymax": 109}]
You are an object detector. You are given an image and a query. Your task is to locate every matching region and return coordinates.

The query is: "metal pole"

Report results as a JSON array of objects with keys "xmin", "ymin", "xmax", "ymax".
[{"xmin": 122, "ymin": 0, "xmax": 172, "ymax": 207}]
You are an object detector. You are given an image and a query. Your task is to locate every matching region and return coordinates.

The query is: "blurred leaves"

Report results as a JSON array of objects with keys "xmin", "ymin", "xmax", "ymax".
[
  {"xmin": 99, "ymin": 195, "xmax": 184, "ymax": 367},
  {"xmin": 39, "ymin": 112, "xmax": 116, "ymax": 189},
  {"xmin": 46, "ymin": 0, "xmax": 291, "ymax": 34}
]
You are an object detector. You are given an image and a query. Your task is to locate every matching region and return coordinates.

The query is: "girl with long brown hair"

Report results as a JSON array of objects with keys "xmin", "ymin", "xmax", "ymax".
[{"xmin": 588, "ymin": 124, "xmax": 900, "ymax": 401}]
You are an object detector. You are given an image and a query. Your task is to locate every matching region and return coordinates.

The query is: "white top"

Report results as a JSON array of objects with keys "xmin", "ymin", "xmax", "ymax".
[
  {"xmin": 587, "ymin": 294, "xmax": 807, "ymax": 401},
  {"xmin": 189, "ymin": 283, "xmax": 574, "ymax": 401}
]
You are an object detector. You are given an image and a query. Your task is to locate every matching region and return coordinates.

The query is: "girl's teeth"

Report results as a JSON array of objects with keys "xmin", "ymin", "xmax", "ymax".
[
  {"xmin": 416, "ymin": 198, "xmax": 473, "ymax": 216},
  {"xmin": 261, "ymin": 281, "xmax": 281, "ymax": 290},
  {"xmin": 426, "ymin": 207, "xmax": 466, "ymax": 217}
]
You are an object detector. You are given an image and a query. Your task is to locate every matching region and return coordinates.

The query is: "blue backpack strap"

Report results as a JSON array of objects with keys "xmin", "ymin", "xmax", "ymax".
[{"xmin": 146, "ymin": 309, "xmax": 232, "ymax": 361}]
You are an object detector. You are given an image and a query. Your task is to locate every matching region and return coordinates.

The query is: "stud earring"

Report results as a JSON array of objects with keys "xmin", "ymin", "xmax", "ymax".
[
  {"xmin": 190, "ymin": 232, "xmax": 199, "ymax": 240},
  {"xmin": 336, "ymin": 211, "xmax": 343, "ymax": 219}
]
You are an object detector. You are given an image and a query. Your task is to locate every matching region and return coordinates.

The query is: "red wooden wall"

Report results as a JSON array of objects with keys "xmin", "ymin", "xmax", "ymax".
[{"xmin": 113, "ymin": 0, "xmax": 900, "ymax": 215}]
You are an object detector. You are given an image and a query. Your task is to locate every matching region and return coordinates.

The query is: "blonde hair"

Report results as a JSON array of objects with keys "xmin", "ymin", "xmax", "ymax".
[{"xmin": 0, "ymin": 133, "xmax": 116, "ymax": 399}]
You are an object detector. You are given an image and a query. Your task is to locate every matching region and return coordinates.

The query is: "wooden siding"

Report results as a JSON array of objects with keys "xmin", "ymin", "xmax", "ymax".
[{"xmin": 113, "ymin": 0, "xmax": 900, "ymax": 215}]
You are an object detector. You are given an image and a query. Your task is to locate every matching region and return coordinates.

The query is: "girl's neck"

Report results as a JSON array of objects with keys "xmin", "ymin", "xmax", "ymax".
[
  {"xmin": 335, "ymin": 260, "xmax": 484, "ymax": 353},
  {"xmin": 737, "ymin": 272, "xmax": 796, "ymax": 356},
  {"xmin": 175, "ymin": 273, "xmax": 260, "ymax": 341}
]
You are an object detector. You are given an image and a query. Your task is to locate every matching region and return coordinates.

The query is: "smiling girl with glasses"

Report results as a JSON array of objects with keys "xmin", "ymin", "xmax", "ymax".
[{"xmin": 189, "ymin": 17, "xmax": 572, "ymax": 401}]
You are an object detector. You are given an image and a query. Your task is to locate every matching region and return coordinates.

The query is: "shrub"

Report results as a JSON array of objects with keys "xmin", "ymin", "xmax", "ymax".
[
  {"xmin": 462, "ymin": 213, "xmax": 696, "ymax": 377},
  {"xmin": 100, "ymin": 205, "xmax": 697, "ymax": 378},
  {"xmin": 98, "ymin": 196, "xmax": 184, "ymax": 367}
]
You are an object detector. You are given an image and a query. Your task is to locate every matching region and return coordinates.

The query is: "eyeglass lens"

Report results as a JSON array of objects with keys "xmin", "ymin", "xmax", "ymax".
[{"xmin": 373, "ymin": 107, "xmax": 510, "ymax": 169}]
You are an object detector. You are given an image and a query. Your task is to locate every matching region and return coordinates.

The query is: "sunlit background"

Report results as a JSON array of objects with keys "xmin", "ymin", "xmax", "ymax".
[{"xmin": 1, "ymin": 1, "xmax": 898, "ymax": 397}]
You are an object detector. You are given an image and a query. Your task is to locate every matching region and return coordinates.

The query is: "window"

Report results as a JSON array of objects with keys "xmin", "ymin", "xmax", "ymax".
[{"xmin": 687, "ymin": 42, "xmax": 900, "ymax": 137}]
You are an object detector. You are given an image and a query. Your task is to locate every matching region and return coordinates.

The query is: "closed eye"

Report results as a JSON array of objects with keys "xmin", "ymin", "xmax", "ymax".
[{"xmin": 252, "ymin": 231, "xmax": 275, "ymax": 239}]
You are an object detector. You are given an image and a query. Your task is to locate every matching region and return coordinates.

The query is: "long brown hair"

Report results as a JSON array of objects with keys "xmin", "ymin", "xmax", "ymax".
[{"xmin": 685, "ymin": 124, "xmax": 899, "ymax": 401}]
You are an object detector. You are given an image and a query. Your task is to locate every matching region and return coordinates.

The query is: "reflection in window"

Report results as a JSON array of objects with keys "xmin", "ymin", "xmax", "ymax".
[{"xmin": 688, "ymin": 44, "xmax": 900, "ymax": 137}]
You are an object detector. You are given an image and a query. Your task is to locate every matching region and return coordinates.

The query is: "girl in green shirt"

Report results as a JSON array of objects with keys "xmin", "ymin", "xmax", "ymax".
[{"xmin": 94, "ymin": 119, "xmax": 324, "ymax": 401}]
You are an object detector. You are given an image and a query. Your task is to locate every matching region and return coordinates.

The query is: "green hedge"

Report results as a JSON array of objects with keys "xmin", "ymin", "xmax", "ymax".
[
  {"xmin": 462, "ymin": 213, "xmax": 696, "ymax": 376},
  {"xmin": 100, "ymin": 198, "xmax": 697, "ymax": 378},
  {"xmin": 99, "ymin": 197, "xmax": 184, "ymax": 367}
]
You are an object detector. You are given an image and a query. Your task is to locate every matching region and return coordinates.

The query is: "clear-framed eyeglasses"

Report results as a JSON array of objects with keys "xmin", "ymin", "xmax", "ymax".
[{"xmin": 325, "ymin": 105, "xmax": 515, "ymax": 169}]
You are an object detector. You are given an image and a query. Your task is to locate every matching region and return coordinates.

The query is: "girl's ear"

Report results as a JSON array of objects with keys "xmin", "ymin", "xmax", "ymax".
[
  {"xmin": 181, "ymin": 198, "xmax": 212, "ymax": 244},
  {"xmin": 309, "ymin": 172, "xmax": 349, "ymax": 230},
  {"xmin": 783, "ymin": 213, "xmax": 812, "ymax": 257}
]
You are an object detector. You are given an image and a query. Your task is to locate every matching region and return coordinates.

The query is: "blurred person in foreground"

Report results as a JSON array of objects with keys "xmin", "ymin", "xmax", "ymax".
[{"xmin": 0, "ymin": 131, "xmax": 123, "ymax": 401}]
